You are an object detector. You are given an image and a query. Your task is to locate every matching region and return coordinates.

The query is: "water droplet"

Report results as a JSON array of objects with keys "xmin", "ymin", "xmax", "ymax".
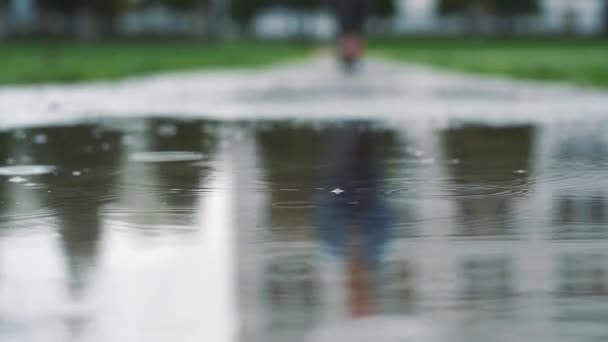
[
  {"xmin": 331, "ymin": 188, "xmax": 344, "ymax": 195},
  {"xmin": 449, "ymin": 158, "xmax": 461, "ymax": 165},
  {"xmin": 513, "ymin": 169, "xmax": 528, "ymax": 175},
  {"xmin": 72, "ymin": 171, "xmax": 82, "ymax": 176}
]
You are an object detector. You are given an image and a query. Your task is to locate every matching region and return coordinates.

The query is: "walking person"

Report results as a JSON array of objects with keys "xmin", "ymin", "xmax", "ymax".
[{"xmin": 332, "ymin": 0, "xmax": 369, "ymax": 71}]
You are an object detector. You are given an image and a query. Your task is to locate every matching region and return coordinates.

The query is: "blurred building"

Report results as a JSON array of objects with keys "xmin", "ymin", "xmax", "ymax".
[
  {"xmin": 540, "ymin": 0, "xmax": 606, "ymax": 35},
  {"xmin": 394, "ymin": 0, "xmax": 607, "ymax": 35},
  {"xmin": 117, "ymin": 3, "xmax": 206, "ymax": 37},
  {"xmin": 253, "ymin": 8, "xmax": 335, "ymax": 40},
  {"xmin": 1, "ymin": 0, "xmax": 37, "ymax": 35},
  {"xmin": 0, "ymin": 0, "xmax": 606, "ymax": 37}
]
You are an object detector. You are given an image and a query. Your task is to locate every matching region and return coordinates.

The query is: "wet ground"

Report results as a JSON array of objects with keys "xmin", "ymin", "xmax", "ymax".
[
  {"xmin": 1, "ymin": 116, "xmax": 608, "ymax": 342},
  {"xmin": 2, "ymin": 58, "xmax": 608, "ymax": 342}
]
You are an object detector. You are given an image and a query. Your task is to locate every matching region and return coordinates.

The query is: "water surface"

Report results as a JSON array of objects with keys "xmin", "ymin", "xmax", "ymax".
[{"xmin": 1, "ymin": 117, "xmax": 608, "ymax": 342}]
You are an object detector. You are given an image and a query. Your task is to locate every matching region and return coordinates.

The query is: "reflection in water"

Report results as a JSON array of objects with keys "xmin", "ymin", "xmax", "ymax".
[
  {"xmin": 558, "ymin": 253, "xmax": 608, "ymax": 297},
  {"xmin": 461, "ymin": 255, "xmax": 514, "ymax": 300},
  {"xmin": 0, "ymin": 131, "xmax": 9, "ymax": 215},
  {"xmin": 252, "ymin": 123, "xmax": 428, "ymax": 341},
  {"xmin": 111, "ymin": 119, "xmax": 217, "ymax": 231},
  {"xmin": 1, "ymin": 118, "xmax": 608, "ymax": 342},
  {"xmin": 553, "ymin": 195, "xmax": 608, "ymax": 239},
  {"xmin": 314, "ymin": 125, "xmax": 394, "ymax": 317},
  {"xmin": 442, "ymin": 125, "xmax": 535, "ymax": 238},
  {"xmin": 36, "ymin": 125, "xmax": 122, "ymax": 300}
]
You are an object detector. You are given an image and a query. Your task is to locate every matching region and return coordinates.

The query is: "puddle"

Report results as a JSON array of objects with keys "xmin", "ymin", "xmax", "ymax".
[{"xmin": 0, "ymin": 117, "xmax": 607, "ymax": 342}]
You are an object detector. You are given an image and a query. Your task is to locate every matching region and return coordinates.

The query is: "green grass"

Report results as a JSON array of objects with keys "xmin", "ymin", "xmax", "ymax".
[
  {"xmin": 0, "ymin": 41, "xmax": 317, "ymax": 85},
  {"xmin": 3, "ymin": 39, "xmax": 608, "ymax": 87},
  {"xmin": 370, "ymin": 39, "xmax": 608, "ymax": 87}
]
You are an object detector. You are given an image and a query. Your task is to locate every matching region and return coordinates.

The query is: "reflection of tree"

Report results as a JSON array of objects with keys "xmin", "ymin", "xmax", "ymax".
[
  {"xmin": 558, "ymin": 253, "xmax": 608, "ymax": 296},
  {"xmin": 256, "ymin": 123, "xmax": 402, "ymax": 242},
  {"xmin": 442, "ymin": 125, "xmax": 535, "ymax": 237},
  {"xmin": 556, "ymin": 130, "xmax": 608, "ymax": 164},
  {"xmin": 553, "ymin": 195, "xmax": 608, "ymax": 240},
  {"xmin": 378, "ymin": 260, "xmax": 415, "ymax": 314},
  {"xmin": 27, "ymin": 124, "xmax": 123, "ymax": 300},
  {"xmin": 461, "ymin": 255, "xmax": 514, "ymax": 299},
  {"xmin": 0, "ymin": 131, "xmax": 9, "ymax": 218},
  {"xmin": 256, "ymin": 124, "xmax": 330, "ymax": 241},
  {"xmin": 264, "ymin": 254, "xmax": 320, "ymax": 331},
  {"xmin": 119, "ymin": 119, "xmax": 217, "ymax": 229},
  {"xmin": 148, "ymin": 119, "xmax": 213, "ymax": 210}
]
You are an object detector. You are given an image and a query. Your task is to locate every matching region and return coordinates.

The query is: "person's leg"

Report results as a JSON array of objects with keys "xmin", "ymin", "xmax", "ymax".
[{"xmin": 332, "ymin": 0, "xmax": 369, "ymax": 69}]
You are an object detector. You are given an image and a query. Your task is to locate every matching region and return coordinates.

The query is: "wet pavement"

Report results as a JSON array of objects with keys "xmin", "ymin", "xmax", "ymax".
[
  {"xmin": 2, "ymin": 57, "xmax": 608, "ymax": 129},
  {"xmin": 2, "ymin": 59, "xmax": 608, "ymax": 342}
]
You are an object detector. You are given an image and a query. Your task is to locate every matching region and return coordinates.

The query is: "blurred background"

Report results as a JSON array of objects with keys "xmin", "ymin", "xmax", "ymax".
[
  {"xmin": 1, "ymin": 0, "xmax": 608, "ymax": 86},
  {"xmin": 3, "ymin": 2, "xmax": 608, "ymax": 342},
  {"xmin": 1, "ymin": 0, "xmax": 608, "ymax": 40}
]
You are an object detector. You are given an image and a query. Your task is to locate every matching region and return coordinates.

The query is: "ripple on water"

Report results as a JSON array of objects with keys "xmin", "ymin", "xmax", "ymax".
[
  {"xmin": 0, "ymin": 165, "xmax": 56, "ymax": 177},
  {"xmin": 129, "ymin": 151, "xmax": 205, "ymax": 163},
  {"xmin": 103, "ymin": 208, "xmax": 200, "ymax": 234}
]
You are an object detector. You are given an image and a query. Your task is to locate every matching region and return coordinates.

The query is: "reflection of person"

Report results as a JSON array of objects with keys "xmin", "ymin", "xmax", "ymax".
[
  {"xmin": 332, "ymin": 0, "xmax": 369, "ymax": 71},
  {"xmin": 311, "ymin": 126, "xmax": 436, "ymax": 342},
  {"xmin": 315, "ymin": 126, "xmax": 393, "ymax": 317}
]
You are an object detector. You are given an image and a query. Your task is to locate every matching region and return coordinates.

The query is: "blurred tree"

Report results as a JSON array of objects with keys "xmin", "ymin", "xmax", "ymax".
[
  {"xmin": 491, "ymin": 0, "xmax": 539, "ymax": 16},
  {"xmin": 275, "ymin": 0, "xmax": 323, "ymax": 39},
  {"xmin": 161, "ymin": 0, "xmax": 207, "ymax": 36},
  {"xmin": 438, "ymin": 0, "xmax": 492, "ymax": 34},
  {"xmin": 38, "ymin": 0, "xmax": 135, "ymax": 37},
  {"xmin": 39, "ymin": 0, "xmax": 81, "ymax": 36},
  {"xmin": 229, "ymin": 0, "xmax": 266, "ymax": 35},
  {"xmin": 491, "ymin": 0, "xmax": 539, "ymax": 35},
  {"xmin": 603, "ymin": 0, "xmax": 608, "ymax": 36},
  {"xmin": 162, "ymin": 0, "xmax": 206, "ymax": 10},
  {"xmin": 206, "ymin": 0, "xmax": 230, "ymax": 39},
  {"xmin": 162, "ymin": 0, "xmax": 232, "ymax": 39},
  {"xmin": 371, "ymin": 0, "xmax": 396, "ymax": 18},
  {"xmin": 86, "ymin": 0, "xmax": 136, "ymax": 36},
  {"xmin": 39, "ymin": 0, "xmax": 81, "ymax": 16},
  {"xmin": 439, "ymin": 0, "xmax": 539, "ymax": 35}
]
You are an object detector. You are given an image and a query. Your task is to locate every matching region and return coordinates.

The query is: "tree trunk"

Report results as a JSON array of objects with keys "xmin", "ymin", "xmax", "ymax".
[
  {"xmin": 206, "ymin": 0, "xmax": 230, "ymax": 40},
  {"xmin": 297, "ymin": 11, "xmax": 306, "ymax": 40},
  {"xmin": 603, "ymin": 0, "xmax": 608, "ymax": 37}
]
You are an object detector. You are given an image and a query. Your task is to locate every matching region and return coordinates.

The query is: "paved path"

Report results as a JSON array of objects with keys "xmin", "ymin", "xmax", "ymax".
[{"xmin": 1, "ymin": 56, "xmax": 608, "ymax": 129}]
